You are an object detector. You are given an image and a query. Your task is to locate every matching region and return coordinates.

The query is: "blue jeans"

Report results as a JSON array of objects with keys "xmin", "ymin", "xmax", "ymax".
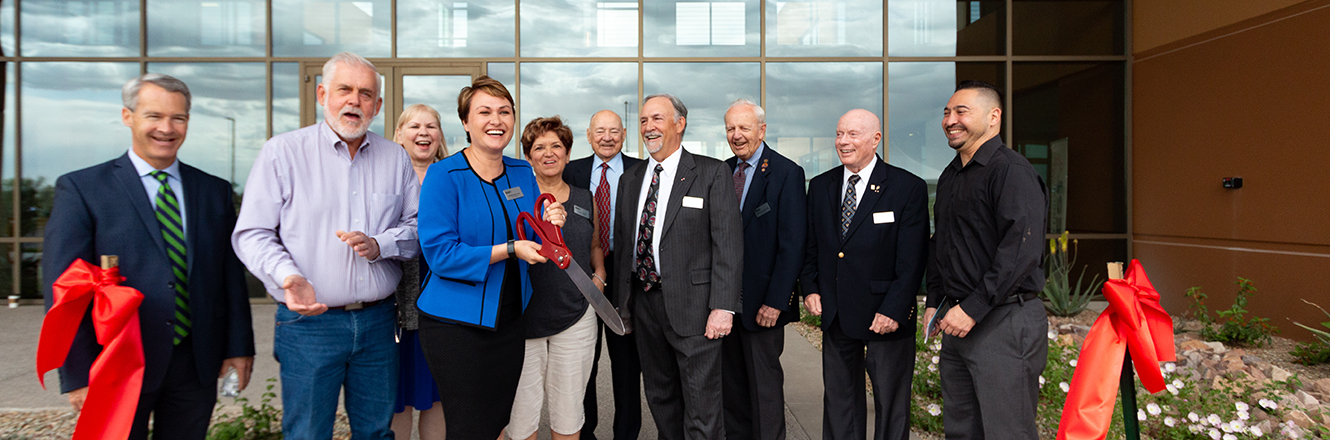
[{"xmin": 275, "ymin": 301, "xmax": 399, "ymax": 440}]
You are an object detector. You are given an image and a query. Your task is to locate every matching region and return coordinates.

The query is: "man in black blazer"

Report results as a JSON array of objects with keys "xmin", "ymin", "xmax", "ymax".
[
  {"xmin": 614, "ymin": 94, "xmax": 743, "ymax": 439},
  {"xmin": 43, "ymin": 74, "xmax": 255, "ymax": 440},
  {"xmin": 720, "ymin": 99, "xmax": 806, "ymax": 440},
  {"xmin": 801, "ymin": 109, "xmax": 928, "ymax": 440},
  {"xmin": 562, "ymin": 109, "xmax": 644, "ymax": 440}
]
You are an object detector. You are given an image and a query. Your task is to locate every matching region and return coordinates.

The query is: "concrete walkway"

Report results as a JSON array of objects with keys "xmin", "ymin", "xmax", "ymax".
[{"xmin": 3, "ymin": 302, "xmax": 918, "ymax": 439}]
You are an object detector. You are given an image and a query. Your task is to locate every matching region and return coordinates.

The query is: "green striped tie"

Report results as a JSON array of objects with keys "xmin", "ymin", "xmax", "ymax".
[{"xmin": 151, "ymin": 171, "xmax": 191, "ymax": 345}]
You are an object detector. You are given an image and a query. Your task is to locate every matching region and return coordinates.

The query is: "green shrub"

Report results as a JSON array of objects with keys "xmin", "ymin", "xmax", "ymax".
[
  {"xmin": 1040, "ymin": 231, "xmax": 1102, "ymax": 317},
  {"xmin": 208, "ymin": 378, "xmax": 283, "ymax": 440},
  {"xmin": 1190, "ymin": 278, "xmax": 1276, "ymax": 347},
  {"xmin": 1291, "ymin": 299, "xmax": 1330, "ymax": 365},
  {"xmin": 799, "ymin": 303, "xmax": 821, "ymax": 328}
]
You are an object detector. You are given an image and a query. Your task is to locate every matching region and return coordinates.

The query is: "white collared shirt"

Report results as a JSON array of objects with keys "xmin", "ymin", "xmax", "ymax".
[
  {"xmin": 590, "ymin": 152, "xmax": 625, "ymax": 250},
  {"xmin": 633, "ymin": 146, "xmax": 684, "ymax": 275},
  {"xmin": 127, "ymin": 148, "xmax": 186, "ymax": 233},
  {"xmin": 840, "ymin": 156, "xmax": 877, "ymax": 209}
]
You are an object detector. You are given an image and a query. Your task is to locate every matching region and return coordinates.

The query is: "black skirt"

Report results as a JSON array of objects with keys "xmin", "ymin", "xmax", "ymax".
[{"xmin": 418, "ymin": 313, "xmax": 525, "ymax": 440}]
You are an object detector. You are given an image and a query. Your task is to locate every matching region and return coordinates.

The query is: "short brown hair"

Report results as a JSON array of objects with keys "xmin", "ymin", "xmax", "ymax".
[
  {"xmin": 394, "ymin": 103, "xmax": 448, "ymax": 161},
  {"xmin": 457, "ymin": 75, "xmax": 514, "ymax": 124},
  {"xmin": 521, "ymin": 116, "xmax": 574, "ymax": 157}
]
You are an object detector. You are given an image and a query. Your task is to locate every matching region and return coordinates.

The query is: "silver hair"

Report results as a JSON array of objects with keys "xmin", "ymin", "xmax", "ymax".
[
  {"xmin": 122, "ymin": 73, "xmax": 191, "ymax": 112},
  {"xmin": 643, "ymin": 93, "xmax": 688, "ymax": 136},
  {"xmin": 727, "ymin": 99, "xmax": 765, "ymax": 124},
  {"xmin": 322, "ymin": 52, "xmax": 382, "ymax": 96}
]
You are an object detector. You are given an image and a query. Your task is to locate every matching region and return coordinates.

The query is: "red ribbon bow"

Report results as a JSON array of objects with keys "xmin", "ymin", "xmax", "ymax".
[
  {"xmin": 36, "ymin": 259, "xmax": 145, "ymax": 440},
  {"xmin": 1057, "ymin": 259, "xmax": 1176, "ymax": 440}
]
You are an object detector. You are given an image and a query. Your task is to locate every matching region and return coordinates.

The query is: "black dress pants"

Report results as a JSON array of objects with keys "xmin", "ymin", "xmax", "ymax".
[
  {"xmin": 127, "ymin": 336, "xmax": 218, "ymax": 440},
  {"xmin": 721, "ymin": 320, "xmax": 787, "ymax": 440},
  {"xmin": 821, "ymin": 318, "xmax": 914, "ymax": 440},
  {"xmin": 583, "ymin": 250, "xmax": 644, "ymax": 440},
  {"xmin": 938, "ymin": 298, "xmax": 1048, "ymax": 440}
]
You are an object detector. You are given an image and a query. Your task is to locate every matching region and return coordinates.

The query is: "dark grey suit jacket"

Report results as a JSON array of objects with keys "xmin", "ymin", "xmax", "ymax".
[{"xmin": 613, "ymin": 148, "xmax": 743, "ymax": 337}]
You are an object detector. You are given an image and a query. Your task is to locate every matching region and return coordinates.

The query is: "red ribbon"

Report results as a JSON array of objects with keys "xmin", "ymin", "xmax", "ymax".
[
  {"xmin": 1057, "ymin": 259, "xmax": 1176, "ymax": 440},
  {"xmin": 36, "ymin": 259, "xmax": 145, "ymax": 440}
]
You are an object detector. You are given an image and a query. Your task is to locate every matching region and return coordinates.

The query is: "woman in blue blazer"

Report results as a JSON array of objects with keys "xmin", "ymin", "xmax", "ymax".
[{"xmin": 415, "ymin": 76, "xmax": 565, "ymax": 439}]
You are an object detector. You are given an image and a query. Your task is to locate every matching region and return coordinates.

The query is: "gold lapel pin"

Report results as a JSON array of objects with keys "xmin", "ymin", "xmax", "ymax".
[
  {"xmin": 760, "ymin": 159, "xmax": 769, "ymax": 173},
  {"xmin": 870, "ymin": 184, "xmax": 880, "ymax": 193}
]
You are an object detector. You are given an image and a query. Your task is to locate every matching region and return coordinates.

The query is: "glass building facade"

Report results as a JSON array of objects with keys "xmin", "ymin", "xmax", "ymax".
[{"xmin": 0, "ymin": 0, "xmax": 1127, "ymax": 298}]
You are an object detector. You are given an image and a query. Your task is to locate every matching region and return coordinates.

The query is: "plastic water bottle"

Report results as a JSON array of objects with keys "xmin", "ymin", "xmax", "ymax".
[{"xmin": 220, "ymin": 368, "xmax": 240, "ymax": 397}]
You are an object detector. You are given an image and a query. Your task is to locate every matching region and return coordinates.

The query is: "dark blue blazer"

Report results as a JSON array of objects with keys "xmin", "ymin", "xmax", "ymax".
[
  {"xmin": 799, "ymin": 157, "xmax": 929, "ymax": 341},
  {"xmin": 563, "ymin": 153, "xmax": 643, "ymax": 190},
  {"xmin": 725, "ymin": 144, "xmax": 807, "ymax": 331},
  {"xmin": 43, "ymin": 153, "xmax": 255, "ymax": 393}
]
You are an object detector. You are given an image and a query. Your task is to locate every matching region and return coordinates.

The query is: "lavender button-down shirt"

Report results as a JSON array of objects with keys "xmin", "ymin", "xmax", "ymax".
[{"xmin": 232, "ymin": 121, "xmax": 420, "ymax": 306}]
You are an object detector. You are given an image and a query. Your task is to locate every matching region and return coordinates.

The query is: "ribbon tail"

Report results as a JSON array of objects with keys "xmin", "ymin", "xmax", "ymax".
[
  {"xmin": 1058, "ymin": 312, "xmax": 1126, "ymax": 440},
  {"xmin": 74, "ymin": 314, "xmax": 144, "ymax": 440},
  {"xmin": 35, "ymin": 260, "xmax": 101, "ymax": 389}
]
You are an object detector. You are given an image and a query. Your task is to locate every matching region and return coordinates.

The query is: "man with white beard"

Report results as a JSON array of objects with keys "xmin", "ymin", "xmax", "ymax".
[{"xmin": 233, "ymin": 52, "xmax": 419, "ymax": 439}]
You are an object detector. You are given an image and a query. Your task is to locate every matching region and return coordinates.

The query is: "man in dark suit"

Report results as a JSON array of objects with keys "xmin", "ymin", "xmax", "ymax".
[
  {"xmin": 614, "ymin": 94, "xmax": 743, "ymax": 439},
  {"xmin": 563, "ymin": 109, "xmax": 644, "ymax": 440},
  {"xmin": 801, "ymin": 109, "xmax": 928, "ymax": 440},
  {"xmin": 43, "ymin": 73, "xmax": 256, "ymax": 440},
  {"xmin": 720, "ymin": 99, "xmax": 806, "ymax": 440}
]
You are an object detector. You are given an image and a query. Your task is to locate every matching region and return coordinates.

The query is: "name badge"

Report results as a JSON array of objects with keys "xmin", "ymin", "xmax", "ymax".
[
  {"xmin": 573, "ymin": 205, "xmax": 592, "ymax": 220},
  {"xmin": 503, "ymin": 187, "xmax": 524, "ymax": 201},
  {"xmin": 682, "ymin": 196, "xmax": 704, "ymax": 209},
  {"xmin": 873, "ymin": 211, "xmax": 895, "ymax": 224},
  {"xmin": 754, "ymin": 202, "xmax": 771, "ymax": 217}
]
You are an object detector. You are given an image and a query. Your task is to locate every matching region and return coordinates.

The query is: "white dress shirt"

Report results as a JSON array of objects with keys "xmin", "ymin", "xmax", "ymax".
[
  {"xmin": 633, "ymin": 147, "xmax": 683, "ymax": 275},
  {"xmin": 127, "ymin": 149, "xmax": 187, "ymax": 232}
]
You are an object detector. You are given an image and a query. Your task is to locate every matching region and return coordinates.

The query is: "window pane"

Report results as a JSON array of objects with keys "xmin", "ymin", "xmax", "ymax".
[
  {"xmin": 20, "ymin": 0, "xmax": 139, "ymax": 56},
  {"xmin": 1013, "ymin": 0, "xmax": 1124, "ymax": 55},
  {"xmin": 401, "ymin": 75, "xmax": 474, "ymax": 156},
  {"xmin": 398, "ymin": 0, "xmax": 514, "ymax": 57},
  {"xmin": 644, "ymin": 0, "xmax": 759, "ymax": 57},
  {"xmin": 273, "ymin": 63, "xmax": 302, "ymax": 135},
  {"xmin": 148, "ymin": 0, "xmax": 266, "ymax": 57},
  {"xmin": 518, "ymin": 63, "xmax": 638, "ymax": 161},
  {"xmin": 0, "ymin": 244, "xmax": 12, "ymax": 298},
  {"xmin": 1057, "ymin": 238, "xmax": 1126, "ymax": 286},
  {"xmin": 643, "ymin": 63, "xmax": 759, "ymax": 161},
  {"xmin": 887, "ymin": 62, "xmax": 1004, "ymax": 186},
  {"xmin": 767, "ymin": 0, "xmax": 883, "ymax": 57},
  {"xmin": 273, "ymin": 0, "xmax": 391, "ymax": 57},
  {"xmin": 21, "ymin": 62, "xmax": 138, "ymax": 237},
  {"xmin": 521, "ymin": 0, "xmax": 637, "ymax": 57},
  {"xmin": 766, "ymin": 62, "xmax": 882, "ymax": 179},
  {"xmin": 1, "ymin": 1, "xmax": 14, "ymax": 56},
  {"xmin": 149, "ymin": 63, "xmax": 266, "ymax": 194},
  {"xmin": 1013, "ymin": 62, "xmax": 1125, "ymax": 234},
  {"xmin": 21, "ymin": 243, "xmax": 38, "ymax": 299},
  {"xmin": 2, "ymin": 64, "xmax": 15, "ymax": 237},
  {"xmin": 484, "ymin": 63, "xmax": 518, "ymax": 157},
  {"xmin": 888, "ymin": 0, "xmax": 1004, "ymax": 56}
]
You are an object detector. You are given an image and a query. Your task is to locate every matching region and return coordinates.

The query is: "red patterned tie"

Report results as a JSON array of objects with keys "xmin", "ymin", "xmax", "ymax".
[
  {"xmin": 596, "ymin": 163, "xmax": 612, "ymax": 256},
  {"xmin": 733, "ymin": 162, "xmax": 750, "ymax": 206}
]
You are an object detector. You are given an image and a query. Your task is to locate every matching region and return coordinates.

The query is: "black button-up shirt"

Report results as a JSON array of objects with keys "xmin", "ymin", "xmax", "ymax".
[{"xmin": 926, "ymin": 136, "xmax": 1048, "ymax": 323}]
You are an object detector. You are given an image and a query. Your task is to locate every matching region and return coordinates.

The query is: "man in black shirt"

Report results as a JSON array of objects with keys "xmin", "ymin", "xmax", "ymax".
[{"xmin": 923, "ymin": 80, "xmax": 1048, "ymax": 440}]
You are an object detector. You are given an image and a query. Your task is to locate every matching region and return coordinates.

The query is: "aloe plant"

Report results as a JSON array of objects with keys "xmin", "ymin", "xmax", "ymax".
[{"xmin": 1040, "ymin": 231, "xmax": 1102, "ymax": 317}]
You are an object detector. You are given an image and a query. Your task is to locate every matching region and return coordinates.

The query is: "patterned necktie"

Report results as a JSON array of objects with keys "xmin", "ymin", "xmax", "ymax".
[
  {"xmin": 596, "ymin": 163, "xmax": 612, "ymax": 257},
  {"xmin": 634, "ymin": 165, "xmax": 664, "ymax": 291},
  {"xmin": 151, "ymin": 171, "xmax": 191, "ymax": 345},
  {"xmin": 841, "ymin": 174, "xmax": 861, "ymax": 239},
  {"xmin": 733, "ymin": 162, "xmax": 750, "ymax": 206}
]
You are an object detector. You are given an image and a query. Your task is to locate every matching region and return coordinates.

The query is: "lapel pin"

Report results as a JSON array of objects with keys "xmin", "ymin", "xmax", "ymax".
[
  {"xmin": 870, "ymin": 184, "xmax": 880, "ymax": 193},
  {"xmin": 760, "ymin": 158, "xmax": 769, "ymax": 173}
]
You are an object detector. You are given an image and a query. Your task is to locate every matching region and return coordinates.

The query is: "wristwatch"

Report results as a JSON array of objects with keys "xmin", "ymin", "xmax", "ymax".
[{"xmin": 507, "ymin": 239, "xmax": 516, "ymax": 259}]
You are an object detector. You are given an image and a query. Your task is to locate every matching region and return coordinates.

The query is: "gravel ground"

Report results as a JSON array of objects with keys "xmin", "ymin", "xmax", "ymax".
[{"xmin": 0, "ymin": 409, "xmax": 354, "ymax": 439}]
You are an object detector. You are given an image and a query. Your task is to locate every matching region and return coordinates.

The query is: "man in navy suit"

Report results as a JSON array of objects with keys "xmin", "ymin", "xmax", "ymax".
[
  {"xmin": 563, "ymin": 109, "xmax": 643, "ymax": 440},
  {"xmin": 43, "ymin": 73, "xmax": 256, "ymax": 440},
  {"xmin": 801, "ymin": 109, "xmax": 928, "ymax": 440},
  {"xmin": 720, "ymin": 99, "xmax": 806, "ymax": 440}
]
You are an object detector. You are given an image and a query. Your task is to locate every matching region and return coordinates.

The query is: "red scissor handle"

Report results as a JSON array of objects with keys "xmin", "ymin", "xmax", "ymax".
[{"xmin": 515, "ymin": 193, "xmax": 572, "ymax": 269}]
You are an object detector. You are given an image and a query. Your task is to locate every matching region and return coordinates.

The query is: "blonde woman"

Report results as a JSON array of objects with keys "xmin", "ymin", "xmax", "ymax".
[{"xmin": 391, "ymin": 103, "xmax": 448, "ymax": 440}]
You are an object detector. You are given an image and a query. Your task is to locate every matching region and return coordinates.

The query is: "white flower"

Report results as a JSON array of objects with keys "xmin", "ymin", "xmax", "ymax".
[
  {"xmin": 1070, "ymin": 359, "xmax": 1078, "ymax": 367},
  {"xmin": 1221, "ymin": 422, "xmax": 1234, "ymax": 433},
  {"xmin": 1189, "ymin": 424, "xmax": 1202, "ymax": 433},
  {"xmin": 1208, "ymin": 428, "xmax": 1221, "ymax": 440},
  {"xmin": 1039, "ymin": 375, "xmax": 1046, "ymax": 386},
  {"xmin": 1208, "ymin": 414, "xmax": 1223, "ymax": 425},
  {"xmin": 1258, "ymin": 398, "xmax": 1277, "ymax": 410},
  {"xmin": 927, "ymin": 404, "xmax": 941, "ymax": 416},
  {"xmin": 1048, "ymin": 330, "xmax": 1057, "ymax": 340},
  {"xmin": 1237, "ymin": 410, "xmax": 1249, "ymax": 421},
  {"xmin": 1060, "ymin": 382, "xmax": 1070, "ymax": 393},
  {"xmin": 1173, "ymin": 379, "xmax": 1185, "ymax": 389},
  {"xmin": 928, "ymin": 363, "xmax": 938, "ymax": 372},
  {"xmin": 1147, "ymin": 403, "xmax": 1161, "ymax": 415},
  {"xmin": 1167, "ymin": 384, "xmax": 1179, "ymax": 395},
  {"xmin": 1235, "ymin": 401, "xmax": 1250, "ymax": 412},
  {"xmin": 1223, "ymin": 434, "xmax": 1237, "ymax": 440},
  {"xmin": 1189, "ymin": 412, "xmax": 1200, "ymax": 422},
  {"xmin": 1231, "ymin": 420, "xmax": 1245, "ymax": 430},
  {"xmin": 1138, "ymin": 409, "xmax": 1147, "ymax": 421},
  {"xmin": 1165, "ymin": 362, "xmax": 1176, "ymax": 372},
  {"xmin": 1249, "ymin": 426, "xmax": 1263, "ymax": 437},
  {"xmin": 931, "ymin": 355, "xmax": 940, "ymax": 364},
  {"xmin": 1165, "ymin": 416, "xmax": 1177, "ymax": 427}
]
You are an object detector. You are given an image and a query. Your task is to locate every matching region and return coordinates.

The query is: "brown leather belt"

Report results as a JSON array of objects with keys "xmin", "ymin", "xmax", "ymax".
[{"xmin": 328, "ymin": 298, "xmax": 388, "ymax": 311}]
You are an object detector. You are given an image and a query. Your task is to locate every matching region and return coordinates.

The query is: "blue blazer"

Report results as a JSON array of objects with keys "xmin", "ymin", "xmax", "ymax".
[
  {"xmin": 417, "ymin": 151, "xmax": 539, "ymax": 329},
  {"xmin": 725, "ymin": 145, "xmax": 808, "ymax": 332},
  {"xmin": 42, "ymin": 153, "xmax": 255, "ymax": 393}
]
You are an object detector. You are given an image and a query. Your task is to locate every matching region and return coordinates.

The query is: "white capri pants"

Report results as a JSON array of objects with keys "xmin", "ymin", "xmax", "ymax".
[{"xmin": 506, "ymin": 307, "xmax": 598, "ymax": 438}]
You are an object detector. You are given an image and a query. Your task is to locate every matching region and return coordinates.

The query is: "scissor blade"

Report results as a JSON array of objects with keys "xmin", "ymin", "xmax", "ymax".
[{"xmin": 563, "ymin": 257, "xmax": 629, "ymax": 336}]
